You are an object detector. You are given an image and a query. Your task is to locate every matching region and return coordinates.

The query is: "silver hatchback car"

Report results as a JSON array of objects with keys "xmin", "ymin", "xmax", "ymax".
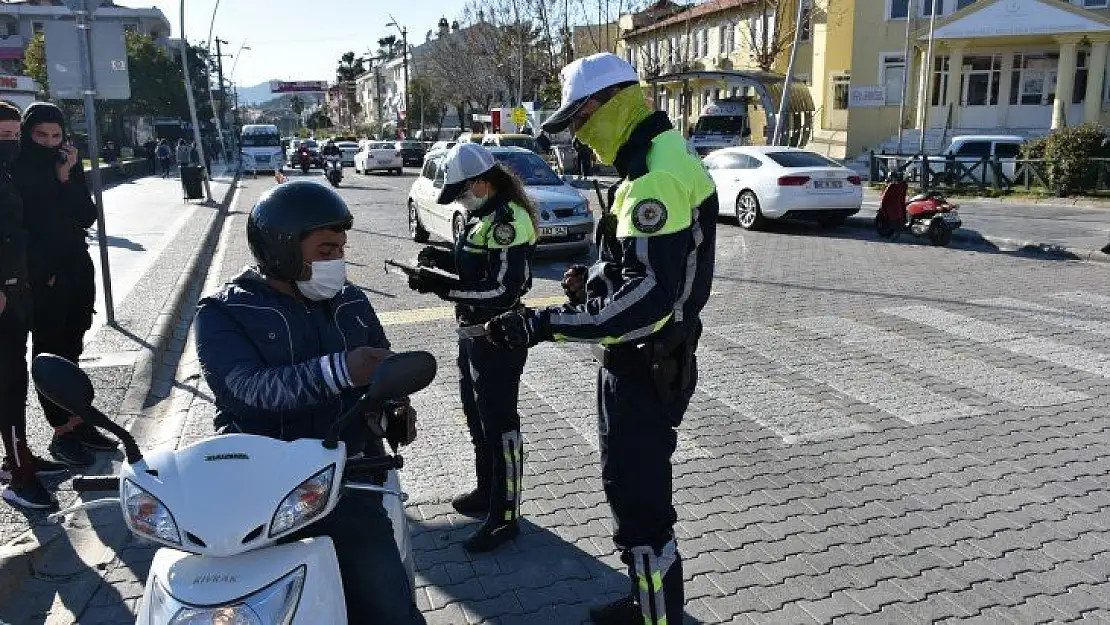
[{"xmin": 407, "ymin": 146, "xmax": 594, "ymax": 255}]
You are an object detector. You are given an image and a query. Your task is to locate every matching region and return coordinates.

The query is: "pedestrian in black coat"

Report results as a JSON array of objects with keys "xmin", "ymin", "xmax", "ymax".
[
  {"xmin": 0, "ymin": 100, "xmax": 67, "ymax": 511},
  {"xmin": 13, "ymin": 102, "xmax": 116, "ymax": 470}
]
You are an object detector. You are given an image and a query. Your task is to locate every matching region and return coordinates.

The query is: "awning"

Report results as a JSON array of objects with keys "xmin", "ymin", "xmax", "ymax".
[
  {"xmin": 644, "ymin": 69, "xmax": 815, "ymax": 147},
  {"xmin": 0, "ymin": 48, "xmax": 23, "ymax": 60}
]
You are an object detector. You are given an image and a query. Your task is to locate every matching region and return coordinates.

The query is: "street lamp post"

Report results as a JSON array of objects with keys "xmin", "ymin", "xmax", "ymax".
[
  {"xmin": 228, "ymin": 43, "xmax": 250, "ymax": 155},
  {"xmin": 179, "ymin": 0, "xmax": 213, "ymax": 202},
  {"xmin": 387, "ymin": 15, "xmax": 409, "ymax": 137}
]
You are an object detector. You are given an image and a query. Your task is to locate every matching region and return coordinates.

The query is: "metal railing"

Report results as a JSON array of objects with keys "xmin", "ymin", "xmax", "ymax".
[{"xmin": 869, "ymin": 152, "xmax": 1110, "ymax": 194}]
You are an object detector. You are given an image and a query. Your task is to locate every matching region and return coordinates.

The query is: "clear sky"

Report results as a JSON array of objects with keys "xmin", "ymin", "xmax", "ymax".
[{"xmin": 115, "ymin": 0, "xmax": 470, "ymax": 87}]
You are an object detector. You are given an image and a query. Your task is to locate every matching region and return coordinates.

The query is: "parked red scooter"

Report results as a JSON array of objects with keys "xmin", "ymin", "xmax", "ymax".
[{"xmin": 876, "ymin": 170, "xmax": 961, "ymax": 246}]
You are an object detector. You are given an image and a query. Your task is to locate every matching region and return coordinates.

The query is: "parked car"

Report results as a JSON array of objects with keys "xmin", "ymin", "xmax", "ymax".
[
  {"xmin": 481, "ymin": 133, "xmax": 540, "ymax": 154},
  {"xmin": 408, "ymin": 146, "xmax": 593, "ymax": 254},
  {"xmin": 334, "ymin": 141, "xmax": 359, "ymax": 167},
  {"xmin": 354, "ymin": 141, "xmax": 403, "ymax": 175},
  {"xmin": 430, "ymin": 140, "xmax": 457, "ymax": 152},
  {"xmin": 940, "ymin": 134, "xmax": 1025, "ymax": 185},
  {"xmin": 704, "ymin": 146, "xmax": 862, "ymax": 230},
  {"xmin": 395, "ymin": 140, "xmax": 426, "ymax": 167}
]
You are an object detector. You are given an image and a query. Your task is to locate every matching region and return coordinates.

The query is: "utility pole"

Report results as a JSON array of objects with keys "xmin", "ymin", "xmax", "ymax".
[
  {"xmin": 179, "ymin": 0, "xmax": 213, "ymax": 202},
  {"xmin": 214, "ymin": 37, "xmax": 229, "ymax": 161},
  {"xmin": 772, "ymin": 0, "xmax": 806, "ymax": 146},
  {"xmin": 896, "ymin": 0, "xmax": 916, "ymax": 154},
  {"xmin": 400, "ymin": 27, "xmax": 409, "ymax": 136},
  {"xmin": 917, "ymin": 0, "xmax": 938, "ymax": 189}
]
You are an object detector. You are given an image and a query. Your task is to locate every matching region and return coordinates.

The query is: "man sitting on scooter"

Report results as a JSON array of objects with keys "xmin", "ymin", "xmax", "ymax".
[
  {"xmin": 322, "ymin": 138, "xmax": 341, "ymax": 160},
  {"xmin": 194, "ymin": 181, "xmax": 426, "ymax": 625}
]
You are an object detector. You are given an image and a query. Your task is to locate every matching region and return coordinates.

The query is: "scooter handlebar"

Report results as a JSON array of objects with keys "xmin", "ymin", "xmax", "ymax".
[{"xmin": 72, "ymin": 475, "xmax": 120, "ymax": 492}]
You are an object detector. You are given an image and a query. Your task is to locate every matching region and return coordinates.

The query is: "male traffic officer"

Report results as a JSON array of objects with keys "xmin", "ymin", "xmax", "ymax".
[{"xmin": 484, "ymin": 53, "xmax": 718, "ymax": 625}]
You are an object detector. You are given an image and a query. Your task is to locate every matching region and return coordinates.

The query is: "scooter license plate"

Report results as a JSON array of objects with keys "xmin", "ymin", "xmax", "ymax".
[{"xmin": 942, "ymin": 211, "xmax": 960, "ymax": 222}]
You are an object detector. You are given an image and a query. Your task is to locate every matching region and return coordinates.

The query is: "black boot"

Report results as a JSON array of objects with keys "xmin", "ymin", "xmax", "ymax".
[
  {"xmin": 462, "ymin": 431, "xmax": 522, "ymax": 553},
  {"xmin": 452, "ymin": 444, "xmax": 491, "ymax": 516},
  {"xmin": 594, "ymin": 544, "xmax": 682, "ymax": 625}
]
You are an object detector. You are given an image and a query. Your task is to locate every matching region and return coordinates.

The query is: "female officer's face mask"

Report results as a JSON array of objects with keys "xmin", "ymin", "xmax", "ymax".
[
  {"xmin": 297, "ymin": 259, "xmax": 347, "ymax": 301},
  {"xmin": 457, "ymin": 180, "xmax": 489, "ymax": 212},
  {"xmin": 574, "ymin": 84, "xmax": 652, "ymax": 166}
]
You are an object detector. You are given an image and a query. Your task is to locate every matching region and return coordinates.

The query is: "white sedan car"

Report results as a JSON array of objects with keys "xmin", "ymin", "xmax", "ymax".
[
  {"xmin": 704, "ymin": 146, "xmax": 862, "ymax": 230},
  {"xmin": 354, "ymin": 141, "xmax": 403, "ymax": 175}
]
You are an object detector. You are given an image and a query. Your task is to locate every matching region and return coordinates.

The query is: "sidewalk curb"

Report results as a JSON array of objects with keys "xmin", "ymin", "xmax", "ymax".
[
  {"xmin": 0, "ymin": 168, "xmax": 241, "ymax": 611},
  {"xmin": 842, "ymin": 214, "xmax": 1110, "ymax": 264},
  {"xmin": 862, "ymin": 188, "xmax": 1110, "ymax": 210}
]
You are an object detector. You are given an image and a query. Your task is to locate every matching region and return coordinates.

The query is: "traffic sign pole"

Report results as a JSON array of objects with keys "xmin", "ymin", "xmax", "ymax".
[{"xmin": 73, "ymin": 0, "xmax": 115, "ymax": 326}]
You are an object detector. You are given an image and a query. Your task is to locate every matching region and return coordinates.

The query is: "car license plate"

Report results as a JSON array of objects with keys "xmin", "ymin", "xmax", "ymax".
[
  {"xmin": 540, "ymin": 226, "xmax": 568, "ymax": 237},
  {"xmin": 813, "ymin": 180, "xmax": 842, "ymax": 189}
]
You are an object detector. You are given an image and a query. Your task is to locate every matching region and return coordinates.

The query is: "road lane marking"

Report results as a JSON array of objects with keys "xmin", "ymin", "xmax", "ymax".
[
  {"xmin": 972, "ymin": 297, "xmax": 1110, "ymax": 338},
  {"xmin": 709, "ymin": 324, "xmax": 984, "ymax": 424},
  {"xmin": 377, "ymin": 295, "xmax": 567, "ymax": 326},
  {"xmin": 1049, "ymin": 291, "xmax": 1110, "ymax": 312},
  {"xmin": 790, "ymin": 315, "xmax": 1086, "ymax": 408},
  {"xmin": 884, "ymin": 305, "xmax": 1110, "ymax": 379},
  {"xmin": 695, "ymin": 343, "xmax": 870, "ymax": 444},
  {"xmin": 523, "ymin": 344, "xmax": 713, "ymax": 461}
]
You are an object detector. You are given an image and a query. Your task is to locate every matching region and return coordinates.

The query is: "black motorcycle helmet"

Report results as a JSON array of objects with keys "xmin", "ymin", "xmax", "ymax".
[
  {"xmin": 246, "ymin": 181, "xmax": 353, "ymax": 282},
  {"xmin": 887, "ymin": 169, "xmax": 905, "ymax": 183}
]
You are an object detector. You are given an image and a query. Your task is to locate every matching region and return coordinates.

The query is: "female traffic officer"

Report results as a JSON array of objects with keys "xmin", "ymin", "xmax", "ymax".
[{"xmin": 408, "ymin": 143, "xmax": 537, "ymax": 553}]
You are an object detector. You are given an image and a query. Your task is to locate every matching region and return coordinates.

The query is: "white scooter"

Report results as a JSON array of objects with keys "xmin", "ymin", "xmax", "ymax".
[
  {"xmin": 325, "ymin": 154, "xmax": 343, "ymax": 187},
  {"xmin": 32, "ymin": 351, "xmax": 438, "ymax": 625}
]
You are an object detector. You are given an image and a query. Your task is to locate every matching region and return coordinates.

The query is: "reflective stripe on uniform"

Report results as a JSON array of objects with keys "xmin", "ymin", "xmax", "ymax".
[
  {"xmin": 631, "ymin": 540, "xmax": 677, "ymax": 625},
  {"xmin": 501, "ymin": 430, "xmax": 523, "ymax": 521}
]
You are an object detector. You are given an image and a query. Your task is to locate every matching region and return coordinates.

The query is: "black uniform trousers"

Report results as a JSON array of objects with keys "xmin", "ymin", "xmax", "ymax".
[
  {"xmin": 458, "ymin": 335, "xmax": 527, "ymax": 521},
  {"xmin": 31, "ymin": 252, "xmax": 95, "ymax": 428},
  {"xmin": 0, "ymin": 285, "xmax": 30, "ymax": 460},
  {"xmin": 597, "ymin": 345, "xmax": 697, "ymax": 622}
]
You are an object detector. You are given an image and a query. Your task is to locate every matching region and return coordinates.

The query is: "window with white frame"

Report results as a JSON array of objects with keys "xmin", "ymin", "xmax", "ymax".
[
  {"xmin": 962, "ymin": 54, "xmax": 1002, "ymax": 106},
  {"xmin": 956, "ymin": 0, "xmax": 977, "ymax": 9},
  {"xmin": 699, "ymin": 29, "xmax": 709, "ymax": 57},
  {"xmin": 921, "ymin": 0, "xmax": 942, "ymax": 16},
  {"xmin": 751, "ymin": 12, "xmax": 776, "ymax": 48},
  {"xmin": 832, "ymin": 73, "xmax": 851, "ymax": 110},
  {"xmin": 1084, "ymin": 0, "xmax": 1109, "ymax": 8},
  {"xmin": 719, "ymin": 24, "xmax": 730, "ymax": 56},
  {"xmin": 880, "ymin": 53, "xmax": 906, "ymax": 104},
  {"xmin": 888, "ymin": 0, "xmax": 909, "ymax": 19},
  {"xmin": 1073, "ymin": 51, "xmax": 1089, "ymax": 104},
  {"xmin": 930, "ymin": 55, "xmax": 950, "ymax": 105},
  {"xmin": 1010, "ymin": 53, "xmax": 1057, "ymax": 105}
]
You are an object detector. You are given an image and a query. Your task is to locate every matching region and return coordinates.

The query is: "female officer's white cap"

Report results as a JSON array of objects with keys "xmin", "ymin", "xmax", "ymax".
[
  {"xmin": 437, "ymin": 142, "xmax": 496, "ymax": 204},
  {"xmin": 542, "ymin": 52, "xmax": 639, "ymax": 134}
]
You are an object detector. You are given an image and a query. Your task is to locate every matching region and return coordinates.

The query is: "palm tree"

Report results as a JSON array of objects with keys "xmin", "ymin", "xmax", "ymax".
[
  {"xmin": 336, "ymin": 51, "xmax": 366, "ymax": 129},
  {"xmin": 290, "ymin": 94, "xmax": 305, "ymax": 128}
]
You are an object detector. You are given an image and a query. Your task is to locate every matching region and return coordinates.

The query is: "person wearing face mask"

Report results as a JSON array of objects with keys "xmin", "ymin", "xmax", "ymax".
[
  {"xmin": 483, "ymin": 53, "xmax": 718, "ymax": 625},
  {"xmin": 0, "ymin": 100, "xmax": 66, "ymax": 510},
  {"xmin": 408, "ymin": 142, "xmax": 537, "ymax": 553},
  {"xmin": 13, "ymin": 102, "xmax": 116, "ymax": 469},
  {"xmin": 194, "ymin": 180, "xmax": 425, "ymax": 624}
]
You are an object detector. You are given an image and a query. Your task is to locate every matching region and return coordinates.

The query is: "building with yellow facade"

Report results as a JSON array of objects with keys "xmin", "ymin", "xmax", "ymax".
[{"xmin": 616, "ymin": 0, "xmax": 1110, "ymax": 162}]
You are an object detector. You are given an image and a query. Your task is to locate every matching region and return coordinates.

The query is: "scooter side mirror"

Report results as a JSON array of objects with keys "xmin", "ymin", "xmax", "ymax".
[
  {"xmin": 323, "ymin": 351, "xmax": 438, "ymax": 449},
  {"xmin": 32, "ymin": 354, "xmax": 143, "ymax": 463},
  {"xmin": 364, "ymin": 351, "xmax": 438, "ymax": 403},
  {"xmin": 31, "ymin": 354, "xmax": 94, "ymax": 416}
]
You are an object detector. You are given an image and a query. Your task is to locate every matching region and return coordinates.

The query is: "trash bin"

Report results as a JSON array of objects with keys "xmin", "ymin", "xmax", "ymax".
[{"xmin": 181, "ymin": 164, "xmax": 204, "ymax": 200}]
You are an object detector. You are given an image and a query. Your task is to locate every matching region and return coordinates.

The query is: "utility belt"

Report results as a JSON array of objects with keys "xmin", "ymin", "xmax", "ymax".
[{"xmin": 590, "ymin": 319, "xmax": 702, "ymax": 403}]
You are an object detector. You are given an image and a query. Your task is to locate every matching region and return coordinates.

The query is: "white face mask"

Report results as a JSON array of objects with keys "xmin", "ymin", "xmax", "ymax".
[
  {"xmin": 296, "ymin": 259, "xmax": 347, "ymax": 301},
  {"xmin": 457, "ymin": 188, "xmax": 487, "ymax": 213}
]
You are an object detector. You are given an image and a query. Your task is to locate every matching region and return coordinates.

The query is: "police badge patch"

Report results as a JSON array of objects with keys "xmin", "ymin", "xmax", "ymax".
[
  {"xmin": 493, "ymin": 223, "xmax": 517, "ymax": 245},
  {"xmin": 632, "ymin": 199, "xmax": 668, "ymax": 233}
]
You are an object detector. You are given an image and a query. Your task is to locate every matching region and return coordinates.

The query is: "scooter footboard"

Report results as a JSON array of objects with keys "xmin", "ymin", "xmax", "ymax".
[{"xmin": 137, "ymin": 539, "xmax": 346, "ymax": 625}]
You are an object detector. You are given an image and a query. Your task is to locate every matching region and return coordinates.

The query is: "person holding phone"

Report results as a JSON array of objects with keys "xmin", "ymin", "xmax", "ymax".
[{"xmin": 13, "ymin": 102, "xmax": 115, "ymax": 468}]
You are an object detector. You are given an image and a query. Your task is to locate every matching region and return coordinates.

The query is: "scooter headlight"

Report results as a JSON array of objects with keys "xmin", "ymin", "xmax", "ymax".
[
  {"xmin": 122, "ymin": 479, "xmax": 181, "ymax": 546},
  {"xmin": 150, "ymin": 565, "xmax": 306, "ymax": 625},
  {"xmin": 269, "ymin": 465, "xmax": 335, "ymax": 537}
]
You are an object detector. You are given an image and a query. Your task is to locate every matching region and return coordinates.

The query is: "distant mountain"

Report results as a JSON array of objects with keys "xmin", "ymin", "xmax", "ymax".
[{"xmin": 235, "ymin": 81, "xmax": 280, "ymax": 106}]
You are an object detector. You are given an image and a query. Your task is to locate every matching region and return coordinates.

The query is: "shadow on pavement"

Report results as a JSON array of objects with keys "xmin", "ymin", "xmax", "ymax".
[
  {"xmin": 725, "ymin": 214, "xmax": 1089, "ymax": 262},
  {"xmin": 87, "ymin": 233, "xmax": 146, "ymax": 252},
  {"xmin": 409, "ymin": 516, "xmax": 705, "ymax": 624}
]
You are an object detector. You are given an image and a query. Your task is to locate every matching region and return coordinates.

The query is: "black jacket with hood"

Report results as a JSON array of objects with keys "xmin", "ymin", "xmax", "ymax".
[{"xmin": 13, "ymin": 102, "xmax": 97, "ymax": 287}]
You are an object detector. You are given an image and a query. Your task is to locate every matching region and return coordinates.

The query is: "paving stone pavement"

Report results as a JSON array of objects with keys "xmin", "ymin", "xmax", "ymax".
[{"xmin": 10, "ymin": 169, "xmax": 1110, "ymax": 624}]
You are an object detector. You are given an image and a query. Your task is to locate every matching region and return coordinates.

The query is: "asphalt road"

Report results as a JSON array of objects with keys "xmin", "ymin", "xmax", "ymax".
[{"xmin": 13, "ymin": 166, "xmax": 1110, "ymax": 624}]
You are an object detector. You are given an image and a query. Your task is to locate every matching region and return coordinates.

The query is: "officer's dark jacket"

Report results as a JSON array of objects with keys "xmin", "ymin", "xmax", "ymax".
[
  {"xmin": 195, "ymin": 268, "xmax": 390, "ymax": 446},
  {"xmin": 541, "ymin": 112, "xmax": 718, "ymax": 344},
  {"xmin": 0, "ymin": 163, "xmax": 29, "ymax": 329},
  {"xmin": 435, "ymin": 194, "xmax": 537, "ymax": 324},
  {"xmin": 13, "ymin": 156, "xmax": 96, "ymax": 286}
]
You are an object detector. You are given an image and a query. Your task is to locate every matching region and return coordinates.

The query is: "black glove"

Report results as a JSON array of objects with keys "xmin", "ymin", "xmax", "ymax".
[
  {"xmin": 408, "ymin": 273, "xmax": 448, "ymax": 296},
  {"xmin": 416, "ymin": 245, "xmax": 449, "ymax": 269},
  {"xmin": 486, "ymin": 308, "xmax": 548, "ymax": 349}
]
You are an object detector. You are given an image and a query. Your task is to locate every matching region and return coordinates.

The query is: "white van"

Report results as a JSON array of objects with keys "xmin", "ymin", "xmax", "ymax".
[
  {"xmin": 942, "ymin": 134, "xmax": 1025, "ymax": 184},
  {"xmin": 239, "ymin": 124, "xmax": 284, "ymax": 173},
  {"xmin": 689, "ymin": 99, "xmax": 751, "ymax": 157}
]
